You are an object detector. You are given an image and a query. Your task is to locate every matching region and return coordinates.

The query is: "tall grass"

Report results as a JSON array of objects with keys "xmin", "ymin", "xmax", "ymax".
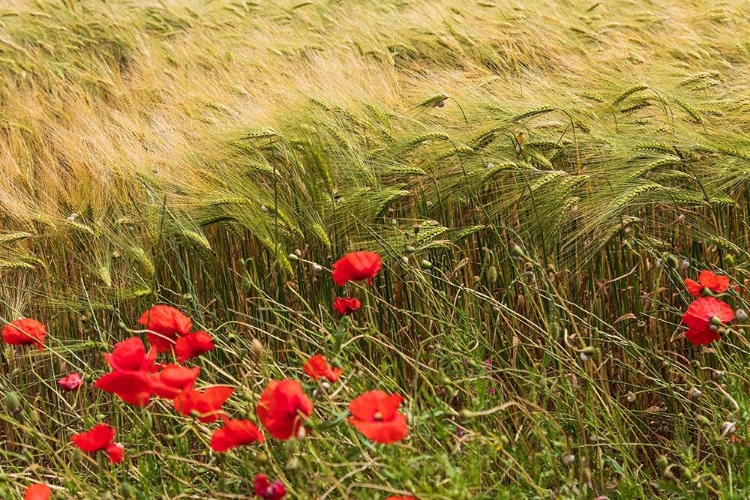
[{"xmin": 2, "ymin": 0, "xmax": 750, "ymax": 498}]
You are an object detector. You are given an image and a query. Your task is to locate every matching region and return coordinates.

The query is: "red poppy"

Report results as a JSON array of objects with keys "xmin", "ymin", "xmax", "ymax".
[
  {"xmin": 58, "ymin": 372, "xmax": 84, "ymax": 391},
  {"xmin": 95, "ymin": 370, "xmax": 154, "ymax": 407},
  {"xmin": 331, "ymin": 252, "xmax": 382, "ymax": 286},
  {"xmin": 210, "ymin": 418, "xmax": 265, "ymax": 452},
  {"xmin": 303, "ymin": 354, "xmax": 343, "ymax": 383},
  {"xmin": 2, "ymin": 318, "xmax": 46, "ymax": 351},
  {"xmin": 333, "ymin": 297, "xmax": 361, "ymax": 315},
  {"xmin": 685, "ymin": 270, "xmax": 730, "ymax": 297},
  {"xmin": 682, "ymin": 297, "xmax": 734, "ymax": 345},
  {"xmin": 175, "ymin": 330, "xmax": 215, "ymax": 363},
  {"xmin": 254, "ymin": 474, "xmax": 287, "ymax": 500},
  {"xmin": 24, "ymin": 484, "xmax": 51, "ymax": 500},
  {"xmin": 150, "ymin": 364, "xmax": 200, "ymax": 399},
  {"xmin": 348, "ymin": 390, "xmax": 408, "ymax": 444},
  {"xmin": 174, "ymin": 386, "xmax": 234, "ymax": 423},
  {"xmin": 103, "ymin": 337, "xmax": 158, "ymax": 372},
  {"xmin": 137, "ymin": 305, "xmax": 193, "ymax": 353},
  {"xmin": 257, "ymin": 380, "xmax": 313, "ymax": 440},
  {"xmin": 71, "ymin": 423, "xmax": 124, "ymax": 464}
]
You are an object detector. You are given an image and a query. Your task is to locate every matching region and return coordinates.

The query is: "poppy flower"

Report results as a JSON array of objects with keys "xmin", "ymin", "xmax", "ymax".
[
  {"xmin": 331, "ymin": 252, "xmax": 382, "ymax": 286},
  {"xmin": 257, "ymin": 380, "xmax": 313, "ymax": 440},
  {"xmin": 210, "ymin": 418, "xmax": 265, "ymax": 452},
  {"xmin": 71, "ymin": 423, "xmax": 124, "ymax": 464},
  {"xmin": 95, "ymin": 370, "xmax": 154, "ymax": 407},
  {"xmin": 348, "ymin": 390, "xmax": 408, "ymax": 444},
  {"xmin": 58, "ymin": 372, "xmax": 84, "ymax": 391},
  {"xmin": 2, "ymin": 318, "xmax": 46, "ymax": 351},
  {"xmin": 175, "ymin": 330, "xmax": 215, "ymax": 363},
  {"xmin": 137, "ymin": 305, "xmax": 193, "ymax": 353},
  {"xmin": 150, "ymin": 364, "xmax": 200, "ymax": 399},
  {"xmin": 682, "ymin": 297, "xmax": 734, "ymax": 345},
  {"xmin": 103, "ymin": 337, "xmax": 158, "ymax": 372},
  {"xmin": 24, "ymin": 484, "xmax": 51, "ymax": 500},
  {"xmin": 685, "ymin": 270, "xmax": 730, "ymax": 297},
  {"xmin": 333, "ymin": 297, "xmax": 361, "ymax": 315},
  {"xmin": 303, "ymin": 354, "xmax": 343, "ymax": 383},
  {"xmin": 174, "ymin": 386, "xmax": 234, "ymax": 423},
  {"xmin": 254, "ymin": 474, "xmax": 287, "ymax": 500}
]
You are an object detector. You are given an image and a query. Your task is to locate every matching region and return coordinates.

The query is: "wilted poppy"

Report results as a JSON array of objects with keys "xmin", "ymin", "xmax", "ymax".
[
  {"xmin": 24, "ymin": 484, "xmax": 51, "ymax": 500},
  {"xmin": 150, "ymin": 364, "xmax": 200, "ymax": 399},
  {"xmin": 137, "ymin": 305, "xmax": 193, "ymax": 353},
  {"xmin": 2, "ymin": 318, "xmax": 46, "ymax": 351},
  {"xmin": 682, "ymin": 297, "xmax": 734, "ymax": 345},
  {"xmin": 257, "ymin": 380, "xmax": 313, "ymax": 440},
  {"xmin": 331, "ymin": 252, "xmax": 382, "ymax": 286},
  {"xmin": 175, "ymin": 331, "xmax": 215, "ymax": 363},
  {"xmin": 685, "ymin": 270, "xmax": 730, "ymax": 297},
  {"xmin": 103, "ymin": 337, "xmax": 157, "ymax": 372},
  {"xmin": 210, "ymin": 418, "xmax": 265, "ymax": 452},
  {"xmin": 58, "ymin": 373, "xmax": 84, "ymax": 391},
  {"xmin": 71, "ymin": 423, "xmax": 124, "ymax": 464},
  {"xmin": 174, "ymin": 386, "xmax": 234, "ymax": 423},
  {"xmin": 348, "ymin": 390, "xmax": 408, "ymax": 444},
  {"xmin": 303, "ymin": 354, "xmax": 342, "ymax": 383},
  {"xmin": 333, "ymin": 297, "xmax": 361, "ymax": 315},
  {"xmin": 254, "ymin": 474, "xmax": 287, "ymax": 500}
]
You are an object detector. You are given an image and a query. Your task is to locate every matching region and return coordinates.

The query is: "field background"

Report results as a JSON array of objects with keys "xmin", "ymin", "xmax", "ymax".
[{"xmin": 2, "ymin": 0, "xmax": 750, "ymax": 498}]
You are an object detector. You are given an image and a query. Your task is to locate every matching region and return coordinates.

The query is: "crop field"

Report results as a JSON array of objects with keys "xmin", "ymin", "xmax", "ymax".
[{"xmin": 2, "ymin": 0, "xmax": 750, "ymax": 498}]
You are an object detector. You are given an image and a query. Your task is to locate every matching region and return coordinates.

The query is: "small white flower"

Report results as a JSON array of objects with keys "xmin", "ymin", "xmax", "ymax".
[{"xmin": 67, "ymin": 213, "xmax": 79, "ymax": 222}]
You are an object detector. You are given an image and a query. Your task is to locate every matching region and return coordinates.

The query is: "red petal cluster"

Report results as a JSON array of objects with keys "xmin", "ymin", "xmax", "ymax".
[
  {"xmin": 685, "ymin": 270, "xmax": 730, "ymax": 297},
  {"xmin": 257, "ymin": 380, "xmax": 313, "ymax": 440},
  {"xmin": 24, "ymin": 484, "xmax": 51, "ymax": 500},
  {"xmin": 303, "ymin": 354, "xmax": 343, "ymax": 383},
  {"xmin": 137, "ymin": 305, "xmax": 194, "ymax": 353},
  {"xmin": 174, "ymin": 386, "xmax": 234, "ymax": 423},
  {"xmin": 2, "ymin": 318, "xmax": 46, "ymax": 351},
  {"xmin": 682, "ymin": 296, "xmax": 734, "ymax": 345},
  {"xmin": 175, "ymin": 330, "xmax": 215, "ymax": 363},
  {"xmin": 331, "ymin": 252, "xmax": 382, "ymax": 286},
  {"xmin": 210, "ymin": 418, "xmax": 264, "ymax": 452},
  {"xmin": 71, "ymin": 423, "xmax": 124, "ymax": 463},
  {"xmin": 254, "ymin": 474, "xmax": 287, "ymax": 500},
  {"xmin": 348, "ymin": 391, "xmax": 408, "ymax": 444},
  {"xmin": 57, "ymin": 372, "xmax": 84, "ymax": 391},
  {"xmin": 333, "ymin": 297, "xmax": 361, "ymax": 315}
]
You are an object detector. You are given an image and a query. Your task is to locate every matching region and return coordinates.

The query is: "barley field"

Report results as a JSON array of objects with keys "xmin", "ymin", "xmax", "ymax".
[{"xmin": 2, "ymin": 0, "xmax": 750, "ymax": 498}]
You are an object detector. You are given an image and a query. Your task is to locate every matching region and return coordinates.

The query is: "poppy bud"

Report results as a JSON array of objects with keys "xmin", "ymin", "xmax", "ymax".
[
  {"xmin": 251, "ymin": 338, "xmax": 264, "ymax": 358},
  {"xmin": 296, "ymin": 425, "xmax": 307, "ymax": 441},
  {"xmin": 724, "ymin": 254, "xmax": 735, "ymax": 267},
  {"xmin": 120, "ymin": 481, "xmax": 135, "ymax": 499},
  {"xmin": 579, "ymin": 351, "xmax": 590, "ymax": 362},
  {"xmin": 562, "ymin": 454, "xmax": 575, "ymax": 465},
  {"xmin": 404, "ymin": 245, "xmax": 416, "ymax": 253},
  {"xmin": 626, "ymin": 393, "xmax": 636, "ymax": 403},
  {"xmin": 487, "ymin": 265, "xmax": 498, "ymax": 284},
  {"xmin": 737, "ymin": 309, "xmax": 748, "ymax": 322},
  {"xmin": 487, "ymin": 162, "xmax": 494, "ymax": 169},
  {"xmin": 295, "ymin": 248, "xmax": 303, "ymax": 257},
  {"xmin": 511, "ymin": 244, "xmax": 524, "ymax": 258},
  {"xmin": 4, "ymin": 391, "xmax": 20, "ymax": 415},
  {"xmin": 29, "ymin": 408, "xmax": 40, "ymax": 424},
  {"xmin": 286, "ymin": 456, "xmax": 300, "ymax": 470},
  {"xmin": 696, "ymin": 415, "xmax": 711, "ymax": 427},
  {"xmin": 655, "ymin": 258, "xmax": 662, "ymax": 268},
  {"xmin": 667, "ymin": 255, "xmax": 680, "ymax": 268},
  {"xmin": 722, "ymin": 421, "xmax": 737, "ymax": 435},
  {"xmin": 391, "ymin": 218, "xmax": 398, "ymax": 226},
  {"xmin": 312, "ymin": 263, "xmax": 323, "ymax": 274},
  {"xmin": 288, "ymin": 253, "xmax": 299, "ymax": 262},
  {"xmin": 421, "ymin": 259, "xmax": 432, "ymax": 270},
  {"xmin": 582, "ymin": 346, "xmax": 596, "ymax": 355},
  {"xmin": 656, "ymin": 455, "xmax": 669, "ymax": 469},
  {"xmin": 681, "ymin": 259, "xmax": 690, "ymax": 270},
  {"xmin": 688, "ymin": 387, "xmax": 702, "ymax": 399}
]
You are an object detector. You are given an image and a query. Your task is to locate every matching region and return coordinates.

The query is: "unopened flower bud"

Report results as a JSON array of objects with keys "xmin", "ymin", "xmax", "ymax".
[
  {"xmin": 251, "ymin": 338, "xmax": 264, "ymax": 358},
  {"xmin": 710, "ymin": 316, "xmax": 723, "ymax": 326},
  {"xmin": 404, "ymin": 245, "xmax": 416, "ymax": 253},
  {"xmin": 626, "ymin": 393, "xmax": 636, "ymax": 403},
  {"xmin": 312, "ymin": 263, "xmax": 323, "ymax": 274},
  {"xmin": 656, "ymin": 455, "xmax": 669, "ymax": 469},
  {"xmin": 288, "ymin": 253, "xmax": 299, "ymax": 262},
  {"xmin": 710, "ymin": 324, "xmax": 719, "ymax": 332},
  {"xmin": 688, "ymin": 387, "xmax": 702, "ymax": 399},
  {"xmin": 487, "ymin": 265, "xmax": 498, "ymax": 284},
  {"xmin": 296, "ymin": 425, "xmax": 307, "ymax": 441},
  {"xmin": 696, "ymin": 415, "xmax": 711, "ymax": 427},
  {"xmin": 511, "ymin": 244, "xmax": 524, "ymax": 258},
  {"xmin": 737, "ymin": 309, "xmax": 748, "ymax": 322},
  {"xmin": 4, "ymin": 392, "xmax": 20, "ymax": 414},
  {"xmin": 563, "ymin": 454, "xmax": 575, "ymax": 465},
  {"xmin": 421, "ymin": 259, "xmax": 432, "ymax": 270}
]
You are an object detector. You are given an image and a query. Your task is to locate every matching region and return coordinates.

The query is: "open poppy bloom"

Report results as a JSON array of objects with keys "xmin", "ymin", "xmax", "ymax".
[
  {"xmin": 137, "ymin": 305, "xmax": 193, "ymax": 353},
  {"xmin": 331, "ymin": 252, "xmax": 382, "ymax": 286},
  {"xmin": 682, "ymin": 297, "xmax": 734, "ymax": 345},
  {"xmin": 24, "ymin": 484, "xmax": 51, "ymax": 500},
  {"xmin": 685, "ymin": 270, "xmax": 730, "ymax": 297},
  {"xmin": 95, "ymin": 370, "xmax": 154, "ymax": 407},
  {"xmin": 2, "ymin": 318, "xmax": 46, "ymax": 351},
  {"xmin": 348, "ymin": 390, "xmax": 408, "ymax": 444},
  {"xmin": 58, "ymin": 372, "xmax": 84, "ymax": 391},
  {"xmin": 303, "ymin": 354, "xmax": 343, "ymax": 383},
  {"xmin": 174, "ymin": 386, "xmax": 234, "ymax": 423},
  {"xmin": 257, "ymin": 380, "xmax": 313, "ymax": 440},
  {"xmin": 254, "ymin": 474, "xmax": 286, "ymax": 500},
  {"xmin": 175, "ymin": 330, "xmax": 215, "ymax": 363},
  {"xmin": 150, "ymin": 364, "xmax": 200, "ymax": 399},
  {"xmin": 210, "ymin": 418, "xmax": 265, "ymax": 452},
  {"xmin": 103, "ymin": 337, "xmax": 158, "ymax": 372},
  {"xmin": 333, "ymin": 297, "xmax": 361, "ymax": 315},
  {"xmin": 71, "ymin": 423, "xmax": 124, "ymax": 464}
]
